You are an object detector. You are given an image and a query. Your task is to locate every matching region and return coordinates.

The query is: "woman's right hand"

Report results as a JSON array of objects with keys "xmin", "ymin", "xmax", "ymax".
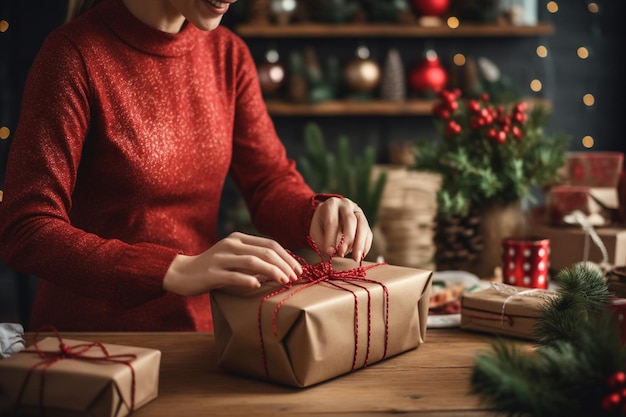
[{"xmin": 162, "ymin": 232, "xmax": 303, "ymax": 296}]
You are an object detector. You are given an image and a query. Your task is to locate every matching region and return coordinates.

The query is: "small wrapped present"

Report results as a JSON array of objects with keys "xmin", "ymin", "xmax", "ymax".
[
  {"xmin": 607, "ymin": 297, "xmax": 626, "ymax": 345},
  {"xmin": 608, "ymin": 267, "xmax": 626, "ymax": 298},
  {"xmin": 461, "ymin": 283, "xmax": 557, "ymax": 340},
  {"xmin": 547, "ymin": 185, "xmax": 618, "ymax": 226},
  {"xmin": 527, "ymin": 221, "xmax": 626, "ymax": 272},
  {"xmin": 210, "ymin": 255, "xmax": 432, "ymax": 388},
  {"xmin": 564, "ymin": 151, "xmax": 624, "ymax": 188},
  {"xmin": 0, "ymin": 332, "xmax": 161, "ymax": 417}
]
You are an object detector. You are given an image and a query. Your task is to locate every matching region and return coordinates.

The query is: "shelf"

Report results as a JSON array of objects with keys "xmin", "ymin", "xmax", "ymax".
[
  {"xmin": 236, "ymin": 22, "xmax": 555, "ymax": 39},
  {"xmin": 264, "ymin": 98, "xmax": 551, "ymax": 117},
  {"xmin": 265, "ymin": 99, "xmax": 436, "ymax": 116}
]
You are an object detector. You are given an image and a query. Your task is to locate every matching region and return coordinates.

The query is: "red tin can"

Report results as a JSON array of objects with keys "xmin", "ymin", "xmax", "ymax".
[{"xmin": 501, "ymin": 236, "xmax": 550, "ymax": 289}]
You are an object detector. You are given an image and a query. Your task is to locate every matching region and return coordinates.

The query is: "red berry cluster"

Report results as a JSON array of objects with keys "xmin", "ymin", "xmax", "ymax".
[
  {"xmin": 602, "ymin": 371, "xmax": 626, "ymax": 415},
  {"xmin": 432, "ymin": 89, "xmax": 529, "ymax": 144}
]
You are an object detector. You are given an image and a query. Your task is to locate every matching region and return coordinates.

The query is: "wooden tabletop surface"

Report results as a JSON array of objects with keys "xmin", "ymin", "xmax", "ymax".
[{"xmin": 21, "ymin": 328, "xmax": 520, "ymax": 417}]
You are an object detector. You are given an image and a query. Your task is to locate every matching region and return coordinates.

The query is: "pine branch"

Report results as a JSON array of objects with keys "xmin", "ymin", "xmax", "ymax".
[
  {"xmin": 554, "ymin": 262, "xmax": 612, "ymax": 316},
  {"xmin": 471, "ymin": 341, "xmax": 542, "ymax": 416},
  {"xmin": 470, "ymin": 262, "xmax": 626, "ymax": 417}
]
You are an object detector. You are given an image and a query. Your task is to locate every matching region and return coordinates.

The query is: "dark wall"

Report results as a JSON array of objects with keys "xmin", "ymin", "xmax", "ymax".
[
  {"xmin": 548, "ymin": 0, "xmax": 625, "ymax": 153},
  {"xmin": 0, "ymin": 1, "xmax": 68, "ymax": 187}
]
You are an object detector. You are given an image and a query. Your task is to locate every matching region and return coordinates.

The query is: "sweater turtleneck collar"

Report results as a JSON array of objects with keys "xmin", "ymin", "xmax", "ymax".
[{"xmin": 95, "ymin": 0, "xmax": 201, "ymax": 57}]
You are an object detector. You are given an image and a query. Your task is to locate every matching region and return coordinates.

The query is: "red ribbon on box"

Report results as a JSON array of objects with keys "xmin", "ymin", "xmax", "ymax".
[
  {"xmin": 257, "ymin": 236, "xmax": 388, "ymax": 378},
  {"xmin": 15, "ymin": 325, "xmax": 138, "ymax": 414}
]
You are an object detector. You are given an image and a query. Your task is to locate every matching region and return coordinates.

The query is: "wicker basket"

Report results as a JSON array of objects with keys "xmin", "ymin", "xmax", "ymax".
[{"xmin": 373, "ymin": 165, "xmax": 441, "ymax": 270}]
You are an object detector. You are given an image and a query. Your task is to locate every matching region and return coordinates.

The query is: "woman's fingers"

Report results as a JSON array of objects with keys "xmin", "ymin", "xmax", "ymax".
[
  {"xmin": 310, "ymin": 197, "xmax": 373, "ymax": 261},
  {"xmin": 350, "ymin": 209, "xmax": 372, "ymax": 262},
  {"xmin": 219, "ymin": 232, "xmax": 302, "ymax": 284},
  {"xmin": 164, "ymin": 232, "xmax": 305, "ymax": 296}
]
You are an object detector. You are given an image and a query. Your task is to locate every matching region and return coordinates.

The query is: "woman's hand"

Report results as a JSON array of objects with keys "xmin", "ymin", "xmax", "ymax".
[
  {"xmin": 309, "ymin": 197, "xmax": 373, "ymax": 262},
  {"xmin": 163, "ymin": 232, "xmax": 303, "ymax": 296}
]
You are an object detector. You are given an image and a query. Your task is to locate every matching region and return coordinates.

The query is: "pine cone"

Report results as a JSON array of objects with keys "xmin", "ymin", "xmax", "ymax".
[
  {"xmin": 380, "ymin": 48, "xmax": 406, "ymax": 102},
  {"xmin": 434, "ymin": 209, "xmax": 483, "ymax": 271}
]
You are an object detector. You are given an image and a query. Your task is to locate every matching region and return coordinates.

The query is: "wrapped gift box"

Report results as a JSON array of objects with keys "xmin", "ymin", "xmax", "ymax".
[
  {"xmin": 547, "ymin": 185, "xmax": 618, "ymax": 226},
  {"xmin": 0, "ymin": 337, "xmax": 161, "ymax": 417},
  {"xmin": 564, "ymin": 151, "xmax": 624, "ymax": 188},
  {"xmin": 526, "ymin": 222, "xmax": 626, "ymax": 272},
  {"xmin": 210, "ymin": 258, "xmax": 432, "ymax": 387},
  {"xmin": 461, "ymin": 284, "xmax": 557, "ymax": 340},
  {"xmin": 608, "ymin": 267, "xmax": 626, "ymax": 298}
]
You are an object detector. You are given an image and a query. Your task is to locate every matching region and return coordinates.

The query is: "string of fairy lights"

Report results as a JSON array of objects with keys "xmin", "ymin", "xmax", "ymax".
[
  {"xmin": 546, "ymin": 1, "xmax": 599, "ymax": 149},
  {"xmin": 0, "ymin": 19, "xmax": 9, "ymax": 147},
  {"xmin": 447, "ymin": 1, "xmax": 600, "ymax": 151}
]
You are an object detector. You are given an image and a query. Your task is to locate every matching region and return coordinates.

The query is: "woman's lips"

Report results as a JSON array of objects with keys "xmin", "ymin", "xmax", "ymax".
[{"xmin": 203, "ymin": 0, "xmax": 231, "ymax": 13}]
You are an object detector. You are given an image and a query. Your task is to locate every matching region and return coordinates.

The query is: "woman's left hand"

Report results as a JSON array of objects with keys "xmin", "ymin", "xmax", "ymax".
[{"xmin": 309, "ymin": 197, "xmax": 373, "ymax": 262}]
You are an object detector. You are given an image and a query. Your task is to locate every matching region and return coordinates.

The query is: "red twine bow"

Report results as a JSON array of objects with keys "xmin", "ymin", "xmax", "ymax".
[
  {"xmin": 257, "ymin": 236, "xmax": 389, "ymax": 378},
  {"xmin": 15, "ymin": 325, "xmax": 138, "ymax": 414}
]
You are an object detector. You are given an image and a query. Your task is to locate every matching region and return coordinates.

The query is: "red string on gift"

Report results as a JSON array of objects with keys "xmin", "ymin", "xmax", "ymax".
[
  {"xmin": 15, "ymin": 325, "xmax": 138, "ymax": 414},
  {"xmin": 257, "ymin": 236, "xmax": 388, "ymax": 379}
]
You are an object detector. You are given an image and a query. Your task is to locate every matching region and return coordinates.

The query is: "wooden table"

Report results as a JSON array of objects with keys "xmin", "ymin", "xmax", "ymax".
[{"xmin": 20, "ymin": 328, "xmax": 517, "ymax": 416}]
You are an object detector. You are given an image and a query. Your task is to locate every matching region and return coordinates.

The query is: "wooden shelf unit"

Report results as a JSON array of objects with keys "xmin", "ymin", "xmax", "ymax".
[
  {"xmin": 235, "ymin": 19, "xmax": 555, "ymax": 117},
  {"xmin": 264, "ymin": 99, "xmax": 435, "ymax": 116},
  {"xmin": 264, "ymin": 97, "xmax": 551, "ymax": 117}
]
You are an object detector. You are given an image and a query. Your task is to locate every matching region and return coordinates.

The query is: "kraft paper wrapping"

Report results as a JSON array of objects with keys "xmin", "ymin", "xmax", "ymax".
[
  {"xmin": 460, "ymin": 285, "xmax": 557, "ymax": 340},
  {"xmin": 0, "ymin": 337, "xmax": 161, "ymax": 417},
  {"xmin": 210, "ymin": 258, "xmax": 432, "ymax": 387}
]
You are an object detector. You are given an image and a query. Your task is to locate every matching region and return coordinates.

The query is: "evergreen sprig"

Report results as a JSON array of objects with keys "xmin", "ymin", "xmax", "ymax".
[
  {"xmin": 535, "ymin": 262, "xmax": 612, "ymax": 346},
  {"xmin": 470, "ymin": 262, "xmax": 626, "ymax": 417}
]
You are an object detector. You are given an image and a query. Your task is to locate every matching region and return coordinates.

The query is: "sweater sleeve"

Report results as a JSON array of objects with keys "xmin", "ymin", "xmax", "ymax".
[
  {"xmin": 0, "ymin": 31, "xmax": 178, "ymax": 309},
  {"xmin": 228, "ymin": 36, "xmax": 319, "ymax": 250}
]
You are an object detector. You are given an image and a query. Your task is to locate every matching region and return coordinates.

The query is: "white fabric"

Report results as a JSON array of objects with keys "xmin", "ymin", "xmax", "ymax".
[{"xmin": 0, "ymin": 322, "xmax": 25, "ymax": 358}]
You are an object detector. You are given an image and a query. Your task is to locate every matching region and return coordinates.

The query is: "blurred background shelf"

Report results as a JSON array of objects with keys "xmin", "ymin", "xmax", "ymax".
[
  {"xmin": 235, "ymin": 22, "xmax": 555, "ymax": 38},
  {"xmin": 264, "ymin": 97, "xmax": 551, "ymax": 116}
]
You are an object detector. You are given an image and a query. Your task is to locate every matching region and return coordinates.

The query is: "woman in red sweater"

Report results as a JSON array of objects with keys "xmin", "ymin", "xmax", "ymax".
[{"xmin": 0, "ymin": 0, "xmax": 372, "ymax": 331}]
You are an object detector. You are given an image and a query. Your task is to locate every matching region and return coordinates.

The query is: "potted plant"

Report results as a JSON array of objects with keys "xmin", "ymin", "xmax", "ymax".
[{"xmin": 413, "ymin": 88, "xmax": 571, "ymax": 276}]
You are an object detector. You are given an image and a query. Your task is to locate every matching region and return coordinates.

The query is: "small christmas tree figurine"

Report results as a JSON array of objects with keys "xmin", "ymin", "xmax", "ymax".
[{"xmin": 470, "ymin": 262, "xmax": 625, "ymax": 417}]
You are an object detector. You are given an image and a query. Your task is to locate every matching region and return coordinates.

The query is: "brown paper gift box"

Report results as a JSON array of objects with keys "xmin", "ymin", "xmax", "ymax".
[
  {"xmin": 609, "ymin": 267, "xmax": 626, "ymax": 298},
  {"xmin": 461, "ymin": 285, "xmax": 556, "ymax": 340},
  {"xmin": 210, "ymin": 258, "xmax": 432, "ymax": 387},
  {"xmin": 527, "ymin": 221, "xmax": 626, "ymax": 272},
  {"xmin": 547, "ymin": 185, "xmax": 619, "ymax": 226},
  {"xmin": 0, "ymin": 337, "xmax": 161, "ymax": 417},
  {"xmin": 563, "ymin": 151, "xmax": 624, "ymax": 188}
]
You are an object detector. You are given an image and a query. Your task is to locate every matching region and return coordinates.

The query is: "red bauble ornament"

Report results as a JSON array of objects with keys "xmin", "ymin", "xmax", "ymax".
[
  {"xmin": 412, "ymin": 0, "xmax": 450, "ymax": 17},
  {"xmin": 409, "ymin": 49, "xmax": 448, "ymax": 96}
]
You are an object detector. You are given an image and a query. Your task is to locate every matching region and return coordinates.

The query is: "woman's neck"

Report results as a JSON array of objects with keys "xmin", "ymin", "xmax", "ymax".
[{"xmin": 122, "ymin": 0, "xmax": 186, "ymax": 33}]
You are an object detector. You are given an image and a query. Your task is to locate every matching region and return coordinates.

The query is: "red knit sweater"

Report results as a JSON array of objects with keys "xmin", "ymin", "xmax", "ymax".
[{"xmin": 0, "ymin": 0, "xmax": 318, "ymax": 332}]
